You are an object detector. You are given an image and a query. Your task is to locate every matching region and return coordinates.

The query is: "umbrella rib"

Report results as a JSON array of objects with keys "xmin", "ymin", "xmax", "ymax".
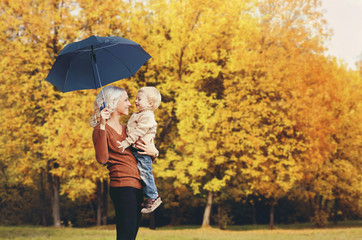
[
  {"xmin": 62, "ymin": 52, "xmax": 89, "ymax": 91},
  {"xmin": 63, "ymin": 43, "xmax": 129, "ymax": 54},
  {"xmin": 63, "ymin": 60, "xmax": 72, "ymax": 92},
  {"xmin": 102, "ymin": 47, "xmax": 135, "ymax": 75},
  {"xmin": 94, "ymin": 43, "xmax": 123, "ymax": 51}
]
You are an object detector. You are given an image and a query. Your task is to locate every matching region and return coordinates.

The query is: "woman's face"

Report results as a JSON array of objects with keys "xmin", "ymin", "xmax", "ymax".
[{"xmin": 116, "ymin": 91, "xmax": 131, "ymax": 115}]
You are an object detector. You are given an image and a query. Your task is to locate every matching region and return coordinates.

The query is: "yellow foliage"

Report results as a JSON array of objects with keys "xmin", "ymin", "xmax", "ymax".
[{"xmin": 0, "ymin": 0, "xmax": 361, "ymax": 213}]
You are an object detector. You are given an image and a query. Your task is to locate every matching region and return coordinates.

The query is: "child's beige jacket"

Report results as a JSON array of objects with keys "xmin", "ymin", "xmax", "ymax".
[{"xmin": 118, "ymin": 110, "xmax": 157, "ymax": 150}]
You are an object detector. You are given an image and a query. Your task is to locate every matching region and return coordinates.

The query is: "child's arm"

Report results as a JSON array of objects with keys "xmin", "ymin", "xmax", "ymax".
[{"xmin": 117, "ymin": 113, "xmax": 156, "ymax": 151}]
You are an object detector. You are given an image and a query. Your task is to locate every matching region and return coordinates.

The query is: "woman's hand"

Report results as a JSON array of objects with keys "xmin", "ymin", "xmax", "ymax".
[
  {"xmin": 99, "ymin": 107, "xmax": 110, "ymax": 130},
  {"xmin": 134, "ymin": 138, "xmax": 159, "ymax": 159}
]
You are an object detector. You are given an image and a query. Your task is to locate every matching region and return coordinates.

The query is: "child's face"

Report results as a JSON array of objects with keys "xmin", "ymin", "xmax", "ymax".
[{"xmin": 135, "ymin": 91, "xmax": 151, "ymax": 111}]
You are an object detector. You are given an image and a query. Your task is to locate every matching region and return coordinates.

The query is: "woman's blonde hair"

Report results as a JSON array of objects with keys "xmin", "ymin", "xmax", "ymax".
[
  {"xmin": 90, "ymin": 86, "xmax": 126, "ymax": 127},
  {"xmin": 139, "ymin": 86, "xmax": 161, "ymax": 111}
]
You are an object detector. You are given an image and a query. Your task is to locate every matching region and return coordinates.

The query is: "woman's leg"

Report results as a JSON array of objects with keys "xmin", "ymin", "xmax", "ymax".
[
  {"xmin": 135, "ymin": 187, "xmax": 143, "ymax": 237},
  {"xmin": 110, "ymin": 187, "xmax": 143, "ymax": 240}
]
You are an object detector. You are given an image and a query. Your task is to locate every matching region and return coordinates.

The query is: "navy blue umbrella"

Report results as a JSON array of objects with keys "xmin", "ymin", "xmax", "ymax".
[{"xmin": 46, "ymin": 35, "xmax": 151, "ymax": 108}]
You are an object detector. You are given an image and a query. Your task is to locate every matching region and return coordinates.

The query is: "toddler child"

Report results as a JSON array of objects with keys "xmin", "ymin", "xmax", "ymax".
[{"xmin": 118, "ymin": 86, "xmax": 162, "ymax": 214}]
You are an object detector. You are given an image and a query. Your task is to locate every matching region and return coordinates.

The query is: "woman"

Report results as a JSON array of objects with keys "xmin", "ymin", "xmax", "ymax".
[{"xmin": 90, "ymin": 85, "xmax": 159, "ymax": 240}]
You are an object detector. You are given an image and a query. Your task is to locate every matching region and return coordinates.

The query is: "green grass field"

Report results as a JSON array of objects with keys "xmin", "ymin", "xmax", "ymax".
[{"xmin": 0, "ymin": 222, "xmax": 361, "ymax": 240}]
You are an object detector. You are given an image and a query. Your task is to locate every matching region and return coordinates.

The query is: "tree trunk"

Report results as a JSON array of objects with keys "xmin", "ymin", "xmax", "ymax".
[
  {"xmin": 170, "ymin": 207, "xmax": 177, "ymax": 226},
  {"xmin": 40, "ymin": 169, "xmax": 47, "ymax": 226},
  {"xmin": 217, "ymin": 204, "xmax": 226, "ymax": 230},
  {"xmin": 333, "ymin": 198, "xmax": 339, "ymax": 225},
  {"xmin": 102, "ymin": 180, "xmax": 108, "ymax": 225},
  {"xmin": 252, "ymin": 203, "xmax": 257, "ymax": 225},
  {"xmin": 96, "ymin": 179, "xmax": 102, "ymax": 226},
  {"xmin": 202, "ymin": 191, "xmax": 213, "ymax": 227},
  {"xmin": 269, "ymin": 201, "xmax": 275, "ymax": 230},
  {"xmin": 149, "ymin": 212, "xmax": 156, "ymax": 229},
  {"xmin": 48, "ymin": 173, "xmax": 61, "ymax": 227},
  {"xmin": 155, "ymin": 117, "xmax": 172, "ymax": 149}
]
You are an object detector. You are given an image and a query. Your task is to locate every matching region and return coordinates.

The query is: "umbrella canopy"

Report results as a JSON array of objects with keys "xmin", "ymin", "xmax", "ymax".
[{"xmin": 46, "ymin": 35, "xmax": 151, "ymax": 93}]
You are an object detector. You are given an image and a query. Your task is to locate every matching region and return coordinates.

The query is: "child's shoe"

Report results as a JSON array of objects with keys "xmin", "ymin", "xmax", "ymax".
[{"xmin": 141, "ymin": 196, "xmax": 162, "ymax": 214}]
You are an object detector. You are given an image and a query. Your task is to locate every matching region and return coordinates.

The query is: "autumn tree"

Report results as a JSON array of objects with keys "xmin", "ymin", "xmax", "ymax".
[
  {"xmin": 222, "ymin": 0, "xmax": 334, "ymax": 228},
  {"xmin": 0, "ymin": 0, "xmax": 137, "ymax": 226},
  {"xmin": 140, "ymin": 0, "xmax": 259, "ymax": 227},
  {"xmin": 290, "ymin": 54, "xmax": 362, "ymax": 226},
  {"xmin": 1, "ymin": 0, "xmax": 361, "ymax": 228},
  {"xmin": 0, "ymin": 0, "xmax": 80, "ymax": 226}
]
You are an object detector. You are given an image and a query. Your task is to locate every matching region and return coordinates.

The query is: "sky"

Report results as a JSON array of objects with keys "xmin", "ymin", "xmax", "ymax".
[{"xmin": 321, "ymin": 0, "xmax": 362, "ymax": 70}]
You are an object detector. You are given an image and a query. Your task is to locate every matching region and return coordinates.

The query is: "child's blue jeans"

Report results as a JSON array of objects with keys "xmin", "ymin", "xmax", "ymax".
[{"xmin": 131, "ymin": 147, "xmax": 158, "ymax": 200}]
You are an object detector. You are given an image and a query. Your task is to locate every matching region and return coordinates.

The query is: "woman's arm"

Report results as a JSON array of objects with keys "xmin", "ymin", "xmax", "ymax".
[
  {"xmin": 92, "ymin": 128, "xmax": 109, "ymax": 164},
  {"xmin": 134, "ymin": 138, "xmax": 159, "ymax": 159},
  {"xmin": 92, "ymin": 108, "xmax": 110, "ymax": 164}
]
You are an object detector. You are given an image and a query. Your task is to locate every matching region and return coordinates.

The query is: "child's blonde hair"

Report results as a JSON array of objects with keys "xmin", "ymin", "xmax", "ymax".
[{"xmin": 139, "ymin": 86, "xmax": 161, "ymax": 111}]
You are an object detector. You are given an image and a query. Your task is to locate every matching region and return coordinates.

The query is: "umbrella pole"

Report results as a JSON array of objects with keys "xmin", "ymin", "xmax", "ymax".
[
  {"xmin": 94, "ymin": 60, "xmax": 106, "ymax": 107},
  {"xmin": 92, "ymin": 46, "xmax": 107, "ymax": 110}
]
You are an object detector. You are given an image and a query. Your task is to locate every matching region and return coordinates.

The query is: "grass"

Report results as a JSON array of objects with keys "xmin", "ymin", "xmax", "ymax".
[{"xmin": 0, "ymin": 221, "xmax": 361, "ymax": 240}]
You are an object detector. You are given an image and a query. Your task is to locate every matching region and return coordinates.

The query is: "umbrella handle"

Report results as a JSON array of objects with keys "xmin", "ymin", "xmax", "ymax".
[{"xmin": 100, "ymin": 101, "xmax": 107, "ymax": 111}]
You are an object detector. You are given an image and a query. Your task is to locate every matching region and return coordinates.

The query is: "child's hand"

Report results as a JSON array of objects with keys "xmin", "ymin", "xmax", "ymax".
[{"xmin": 116, "ymin": 141, "xmax": 125, "ymax": 152}]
